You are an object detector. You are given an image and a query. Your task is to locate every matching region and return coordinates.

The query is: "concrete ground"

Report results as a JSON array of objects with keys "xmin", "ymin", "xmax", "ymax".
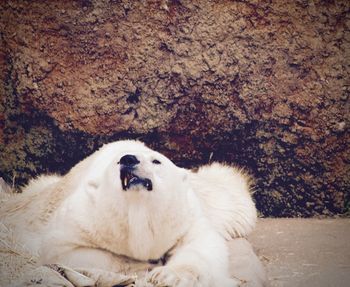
[{"xmin": 248, "ymin": 218, "xmax": 350, "ymax": 287}]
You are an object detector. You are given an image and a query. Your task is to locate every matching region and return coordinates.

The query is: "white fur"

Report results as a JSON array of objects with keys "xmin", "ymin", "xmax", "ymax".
[
  {"xmin": 190, "ymin": 163, "xmax": 257, "ymax": 239},
  {"xmin": 0, "ymin": 140, "xmax": 258, "ymax": 286},
  {"xmin": 22, "ymin": 174, "xmax": 62, "ymax": 194}
]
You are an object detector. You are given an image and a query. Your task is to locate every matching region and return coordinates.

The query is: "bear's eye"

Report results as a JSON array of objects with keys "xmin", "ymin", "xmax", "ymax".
[{"xmin": 152, "ymin": 159, "xmax": 161, "ymax": 165}]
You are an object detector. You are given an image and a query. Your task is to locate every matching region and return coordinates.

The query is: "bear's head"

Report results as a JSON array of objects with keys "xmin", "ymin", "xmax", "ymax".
[
  {"xmin": 58, "ymin": 140, "xmax": 194, "ymax": 259},
  {"xmin": 80, "ymin": 140, "xmax": 190, "ymax": 207}
]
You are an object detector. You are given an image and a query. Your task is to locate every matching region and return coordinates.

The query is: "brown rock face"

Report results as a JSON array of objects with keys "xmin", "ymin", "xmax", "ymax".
[{"xmin": 0, "ymin": 0, "xmax": 349, "ymax": 217}]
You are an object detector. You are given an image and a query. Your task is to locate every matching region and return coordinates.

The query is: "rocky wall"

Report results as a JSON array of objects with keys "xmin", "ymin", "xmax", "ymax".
[{"xmin": 0, "ymin": 0, "xmax": 349, "ymax": 216}]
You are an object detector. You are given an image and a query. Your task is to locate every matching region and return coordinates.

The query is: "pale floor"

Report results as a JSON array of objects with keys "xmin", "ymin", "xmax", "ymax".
[{"xmin": 248, "ymin": 218, "xmax": 350, "ymax": 287}]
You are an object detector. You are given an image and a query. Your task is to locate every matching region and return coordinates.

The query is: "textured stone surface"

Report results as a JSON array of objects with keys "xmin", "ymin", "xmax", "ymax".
[{"xmin": 0, "ymin": 0, "xmax": 349, "ymax": 216}]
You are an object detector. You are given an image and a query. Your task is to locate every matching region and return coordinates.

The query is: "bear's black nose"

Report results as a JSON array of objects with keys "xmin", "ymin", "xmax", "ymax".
[{"xmin": 119, "ymin": 154, "xmax": 140, "ymax": 167}]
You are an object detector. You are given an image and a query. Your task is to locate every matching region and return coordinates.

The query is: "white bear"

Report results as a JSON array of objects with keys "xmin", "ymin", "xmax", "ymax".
[{"xmin": 0, "ymin": 140, "xmax": 260, "ymax": 287}]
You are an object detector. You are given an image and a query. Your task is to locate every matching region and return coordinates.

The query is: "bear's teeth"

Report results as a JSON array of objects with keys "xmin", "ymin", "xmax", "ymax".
[{"xmin": 124, "ymin": 177, "xmax": 128, "ymax": 187}]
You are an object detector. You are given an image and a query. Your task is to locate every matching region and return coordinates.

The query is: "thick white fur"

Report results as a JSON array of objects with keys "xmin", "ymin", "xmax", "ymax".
[
  {"xmin": 0, "ymin": 140, "xmax": 258, "ymax": 287},
  {"xmin": 21, "ymin": 174, "xmax": 62, "ymax": 194},
  {"xmin": 190, "ymin": 163, "xmax": 257, "ymax": 239}
]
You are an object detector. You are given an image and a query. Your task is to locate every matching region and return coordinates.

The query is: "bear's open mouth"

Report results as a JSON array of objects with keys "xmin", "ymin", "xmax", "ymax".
[{"xmin": 120, "ymin": 168, "xmax": 153, "ymax": 191}]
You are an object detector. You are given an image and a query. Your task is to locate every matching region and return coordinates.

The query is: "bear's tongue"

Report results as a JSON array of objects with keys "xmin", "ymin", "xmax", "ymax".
[{"xmin": 120, "ymin": 168, "xmax": 153, "ymax": 191}]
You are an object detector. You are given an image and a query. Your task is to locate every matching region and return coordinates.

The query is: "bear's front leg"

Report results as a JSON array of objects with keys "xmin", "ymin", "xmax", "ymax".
[{"xmin": 146, "ymin": 219, "xmax": 237, "ymax": 287}]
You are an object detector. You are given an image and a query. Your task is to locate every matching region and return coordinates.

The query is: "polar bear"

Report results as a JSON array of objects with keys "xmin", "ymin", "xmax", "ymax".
[{"xmin": 0, "ymin": 140, "xmax": 261, "ymax": 286}]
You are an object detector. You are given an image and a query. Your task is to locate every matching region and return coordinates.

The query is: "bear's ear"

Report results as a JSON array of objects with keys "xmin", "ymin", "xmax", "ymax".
[
  {"xmin": 82, "ymin": 180, "xmax": 100, "ymax": 203},
  {"xmin": 86, "ymin": 179, "xmax": 100, "ymax": 192},
  {"xmin": 181, "ymin": 168, "xmax": 190, "ymax": 182}
]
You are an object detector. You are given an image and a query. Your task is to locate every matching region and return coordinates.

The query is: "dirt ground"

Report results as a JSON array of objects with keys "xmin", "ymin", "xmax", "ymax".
[{"xmin": 248, "ymin": 218, "xmax": 350, "ymax": 287}]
